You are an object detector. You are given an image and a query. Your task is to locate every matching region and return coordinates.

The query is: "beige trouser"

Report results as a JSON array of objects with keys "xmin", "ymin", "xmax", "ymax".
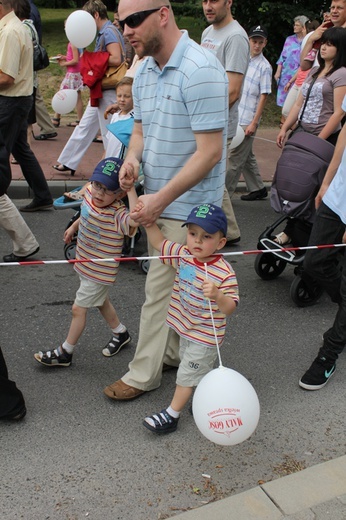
[
  {"xmin": 0, "ymin": 194, "xmax": 39, "ymax": 256},
  {"xmin": 221, "ymin": 137, "xmax": 241, "ymax": 240},
  {"xmin": 122, "ymin": 218, "xmax": 186, "ymax": 391}
]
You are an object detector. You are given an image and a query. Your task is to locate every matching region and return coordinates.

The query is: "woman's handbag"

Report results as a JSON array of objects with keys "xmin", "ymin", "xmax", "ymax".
[
  {"xmin": 100, "ymin": 26, "xmax": 128, "ymax": 90},
  {"xmin": 101, "ymin": 60, "xmax": 128, "ymax": 90}
]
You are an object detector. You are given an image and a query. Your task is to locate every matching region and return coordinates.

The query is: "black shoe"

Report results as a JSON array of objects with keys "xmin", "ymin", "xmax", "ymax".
[
  {"xmin": 299, "ymin": 356, "xmax": 336, "ymax": 390},
  {"xmin": 102, "ymin": 330, "xmax": 131, "ymax": 357},
  {"xmin": 34, "ymin": 346, "xmax": 72, "ymax": 367},
  {"xmin": 0, "ymin": 405, "xmax": 26, "ymax": 421},
  {"xmin": 19, "ymin": 200, "xmax": 53, "ymax": 212},
  {"xmin": 3, "ymin": 246, "xmax": 40, "ymax": 262},
  {"xmin": 33, "ymin": 132, "xmax": 57, "ymax": 140},
  {"xmin": 143, "ymin": 409, "xmax": 179, "ymax": 434},
  {"xmin": 224, "ymin": 236, "xmax": 241, "ymax": 247},
  {"xmin": 241, "ymin": 188, "xmax": 268, "ymax": 201}
]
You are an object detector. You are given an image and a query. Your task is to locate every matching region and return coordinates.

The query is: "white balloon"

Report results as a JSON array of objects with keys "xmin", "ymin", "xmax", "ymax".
[
  {"xmin": 230, "ymin": 125, "xmax": 245, "ymax": 149},
  {"xmin": 65, "ymin": 10, "xmax": 97, "ymax": 49},
  {"xmin": 52, "ymin": 89, "xmax": 78, "ymax": 115},
  {"xmin": 192, "ymin": 367, "xmax": 260, "ymax": 446}
]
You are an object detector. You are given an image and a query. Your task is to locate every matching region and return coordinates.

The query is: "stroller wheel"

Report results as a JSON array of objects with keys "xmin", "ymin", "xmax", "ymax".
[
  {"xmin": 254, "ymin": 252, "xmax": 286, "ymax": 280},
  {"xmin": 290, "ymin": 275, "xmax": 324, "ymax": 307},
  {"xmin": 64, "ymin": 240, "xmax": 77, "ymax": 261},
  {"xmin": 139, "ymin": 253, "xmax": 150, "ymax": 274}
]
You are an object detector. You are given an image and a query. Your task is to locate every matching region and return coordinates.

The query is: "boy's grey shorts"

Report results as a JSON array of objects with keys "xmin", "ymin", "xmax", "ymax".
[{"xmin": 176, "ymin": 336, "xmax": 218, "ymax": 387}]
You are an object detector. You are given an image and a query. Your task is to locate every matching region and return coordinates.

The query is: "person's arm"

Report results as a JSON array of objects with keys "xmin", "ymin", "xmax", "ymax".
[
  {"xmin": 106, "ymin": 41, "xmax": 122, "ymax": 67},
  {"xmin": 315, "ymin": 122, "xmax": 346, "ymax": 208},
  {"xmin": 274, "ymin": 63, "xmax": 282, "ymax": 83},
  {"xmin": 0, "ymin": 71, "xmax": 14, "ymax": 89},
  {"xmin": 245, "ymin": 93, "xmax": 269, "ymax": 136},
  {"xmin": 131, "ymin": 129, "xmax": 224, "ymax": 227},
  {"xmin": 227, "ymin": 71, "xmax": 244, "ymax": 108},
  {"xmin": 284, "ymin": 70, "xmax": 298, "ymax": 92},
  {"xmin": 64, "ymin": 217, "xmax": 80, "ymax": 243},
  {"xmin": 300, "ymin": 23, "xmax": 330, "ymax": 70},
  {"xmin": 119, "ymin": 121, "xmax": 144, "ymax": 190},
  {"xmin": 276, "ymin": 91, "xmax": 304, "ymax": 147},
  {"xmin": 125, "ymin": 185, "xmax": 140, "ymax": 229},
  {"xmin": 58, "ymin": 44, "xmax": 79, "ymax": 67},
  {"xmin": 318, "ymin": 86, "xmax": 346, "ymax": 140},
  {"xmin": 202, "ymin": 279, "xmax": 237, "ymax": 316}
]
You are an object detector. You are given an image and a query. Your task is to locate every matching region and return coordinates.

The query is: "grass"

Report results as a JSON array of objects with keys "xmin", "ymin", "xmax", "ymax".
[{"xmin": 39, "ymin": 8, "xmax": 281, "ymax": 127}]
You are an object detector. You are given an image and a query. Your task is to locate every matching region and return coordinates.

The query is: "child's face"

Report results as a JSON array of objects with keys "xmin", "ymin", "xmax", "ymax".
[
  {"xmin": 90, "ymin": 181, "xmax": 124, "ymax": 208},
  {"xmin": 116, "ymin": 84, "xmax": 133, "ymax": 114},
  {"xmin": 249, "ymin": 36, "xmax": 267, "ymax": 57},
  {"xmin": 186, "ymin": 224, "xmax": 226, "ymax": 262}
]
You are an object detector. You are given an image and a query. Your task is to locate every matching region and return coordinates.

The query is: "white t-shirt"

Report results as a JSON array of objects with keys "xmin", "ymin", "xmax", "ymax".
[{"xmin": 322, "ymin": 95, "xmax": 346, "ymax": 224}]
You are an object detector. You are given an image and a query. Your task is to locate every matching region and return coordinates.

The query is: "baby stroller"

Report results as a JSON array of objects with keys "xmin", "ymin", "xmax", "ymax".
[
  {"xmin": 53, "ymin": 118, "xmax": 147, "ymax": 272},
  {"xmin": 254, "ymin": 131, "xmax": 335, "ymax": 307}
]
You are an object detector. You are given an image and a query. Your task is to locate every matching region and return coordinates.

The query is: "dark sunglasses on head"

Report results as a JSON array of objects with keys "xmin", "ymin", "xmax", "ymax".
[{"xmin": 119, "ymin": 6, "xmax": 169, "ymax": 30}]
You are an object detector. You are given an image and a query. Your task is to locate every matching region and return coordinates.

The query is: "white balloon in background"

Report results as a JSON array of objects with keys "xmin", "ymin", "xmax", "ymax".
[
  {"xmin": 52, "ymin": 89, "xmax": 78, "ymax": 115},
  {"xmin": 65, "ymin": 10, "xmax": 97, "ymax": 49},
  {"xmin": 192, "ymin": 366, "xmax": 260, "ymax": 446},
  {"xmin": 230, "ymin": 125, "xmax": 245, "ymax": 149}
]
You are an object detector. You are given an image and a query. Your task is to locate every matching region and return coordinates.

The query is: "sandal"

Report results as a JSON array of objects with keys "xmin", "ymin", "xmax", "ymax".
[
  {"xmin": 67, "ymin": 120, "xmax": 80, "ymax": 127},
  {"xmin": 52, "ymin": 164, "xmax": 75, "ymax": 176},
  {"xmin": 274, "ymin": 232, "xmax": 291, "ymax": 245},
  {"xmin": 52, "ymin": 117, "xmax": 60, "ymax": 128}
]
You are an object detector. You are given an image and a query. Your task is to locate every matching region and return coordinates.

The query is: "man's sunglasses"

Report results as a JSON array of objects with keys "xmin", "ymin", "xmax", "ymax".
[{"xmin": 119, "ymin": 6, "xmax": 169, "ymax": 31}]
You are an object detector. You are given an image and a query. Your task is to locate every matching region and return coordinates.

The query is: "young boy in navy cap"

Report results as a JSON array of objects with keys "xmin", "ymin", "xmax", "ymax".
[
  {"xmin": 138, "ymin": 203, "xmax": 239, "ymax": 434},
  {"xmin": 34, "ymin": 158, "xmax": 139, "ymax": 367}
]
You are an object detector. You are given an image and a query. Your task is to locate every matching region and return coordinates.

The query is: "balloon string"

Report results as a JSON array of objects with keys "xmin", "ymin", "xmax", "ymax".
[{"xmin": 204, "ymin": 263, "xmax": 223, "ymax": 368}]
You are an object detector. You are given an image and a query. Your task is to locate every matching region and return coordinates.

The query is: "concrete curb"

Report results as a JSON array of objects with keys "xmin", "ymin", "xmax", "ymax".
[
  {"xmin": 173, "ymin": 455, "xmax": 346, "ymax": 519},
  {"xmin": 7, "ymin": 180, "xmax": 273, "ymax": 200}
]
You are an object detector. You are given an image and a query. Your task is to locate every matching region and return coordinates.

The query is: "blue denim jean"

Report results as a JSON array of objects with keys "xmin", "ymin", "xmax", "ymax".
[{"xmin": 303, "ymin": 202, "xmax": 346, "ymax": 361}]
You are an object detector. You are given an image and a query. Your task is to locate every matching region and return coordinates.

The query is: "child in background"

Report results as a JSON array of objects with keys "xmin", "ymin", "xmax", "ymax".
[
  {"xmin": 139, "ymin": 203, "xmax": 239, "ymax": 434},
  {"xmin": 52, "ymin": 34, "xmax": 84, "ymax": 128},
  {"xmin": 34, "ymin": 158, "xmax": 139, "ymax": 367},
  {"xmin": 104, "ymin": 77, "xmax": 134, "ymax": 158}
]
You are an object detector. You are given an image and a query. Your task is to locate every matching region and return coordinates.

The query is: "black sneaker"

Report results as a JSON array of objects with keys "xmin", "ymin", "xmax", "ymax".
[
  {"xmin": 102, "ymin": 330, "xmax": 131, "ymax": 357},
  {"xmin": 34, "ymin": 346, "xmax": 72, "ymax": 367},
  {"xmin": 299, "ymin": 356, "xmax": 336, "ymax": 390},
  {"xmin": 241, "ymin": 187, "xmax": 268, "ymax": 201},
  {"xmin": 143, "ymin": 409, "xmax": 179, "ymax": 434}
]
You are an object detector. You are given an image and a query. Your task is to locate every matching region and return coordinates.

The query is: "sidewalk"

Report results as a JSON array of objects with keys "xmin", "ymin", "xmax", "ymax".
[
  {"xmin": 174, "ymin": 455, "xmax": 346, "ymax": 520},
  {"xmin": 7, "ymin": 124, "xmax": 281, "ymax": 199}
]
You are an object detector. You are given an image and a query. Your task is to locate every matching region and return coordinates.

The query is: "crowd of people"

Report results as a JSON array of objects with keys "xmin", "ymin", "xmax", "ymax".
[{"xmin": 1, "ymin": 0, "xmax": 346, "ymax": 430}]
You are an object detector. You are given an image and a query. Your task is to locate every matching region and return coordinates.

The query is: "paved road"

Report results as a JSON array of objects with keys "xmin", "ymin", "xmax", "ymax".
[{"xmin": 1, "ymin": 196, "xmax": 345, "ymax": 520}]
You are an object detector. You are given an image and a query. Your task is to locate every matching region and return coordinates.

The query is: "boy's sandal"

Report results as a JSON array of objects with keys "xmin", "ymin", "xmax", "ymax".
[
  {"xmin": 52, "ymin": 117, "xmax": 60, "ymax": 128},
  {"xmin": 67, "ymin": 120, "xmax": 80, "ymax": 127},
  {"xmin": 274, "ymin": 232, "xmax": 291, "ymax": 246}
]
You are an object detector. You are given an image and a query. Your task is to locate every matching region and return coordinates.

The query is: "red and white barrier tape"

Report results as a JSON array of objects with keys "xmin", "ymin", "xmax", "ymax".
[{"xmin": 1, "ymin": 243, "xmax": 345, "ymax": 267}]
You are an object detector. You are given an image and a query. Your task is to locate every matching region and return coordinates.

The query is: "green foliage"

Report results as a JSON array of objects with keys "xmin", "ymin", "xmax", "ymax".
[{"xmin": 172, "ymin": 0, "xmax": 328, "ymax": 68}]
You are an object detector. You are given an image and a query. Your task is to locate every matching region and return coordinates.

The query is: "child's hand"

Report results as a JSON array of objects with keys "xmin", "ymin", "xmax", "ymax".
[
  {"xmin": 104, "ymin": 103, "xmax": 119, "ymax": 119},
  {"xmin": 131, "ymin": 200, "xmax": 144, "ymax": 218},
  {"xmin": 202, "ymin": 279, "xmax": 218, "ymax": 300},
  {"xmin": 64, "ymin": 227, "xmax": 75, "ymax": 244},
  {"xmin": 119, "ymin": 160, "xmax": 138, "ymax": 191}
]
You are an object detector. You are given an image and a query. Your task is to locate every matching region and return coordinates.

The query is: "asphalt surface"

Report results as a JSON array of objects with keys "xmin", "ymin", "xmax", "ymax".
[{"xmin": 1, "ymin": 193, "xmax": 345, "ymax": 520}]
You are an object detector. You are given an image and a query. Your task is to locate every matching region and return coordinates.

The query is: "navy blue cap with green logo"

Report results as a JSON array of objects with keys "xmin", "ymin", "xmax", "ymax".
[
  {"xmin": 90, "ymin": 157, "xmax": 123, "ymax": 192},
  {"xmin": 182, "ymin": 204, "xmax": 227, "ymax": 237}
]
